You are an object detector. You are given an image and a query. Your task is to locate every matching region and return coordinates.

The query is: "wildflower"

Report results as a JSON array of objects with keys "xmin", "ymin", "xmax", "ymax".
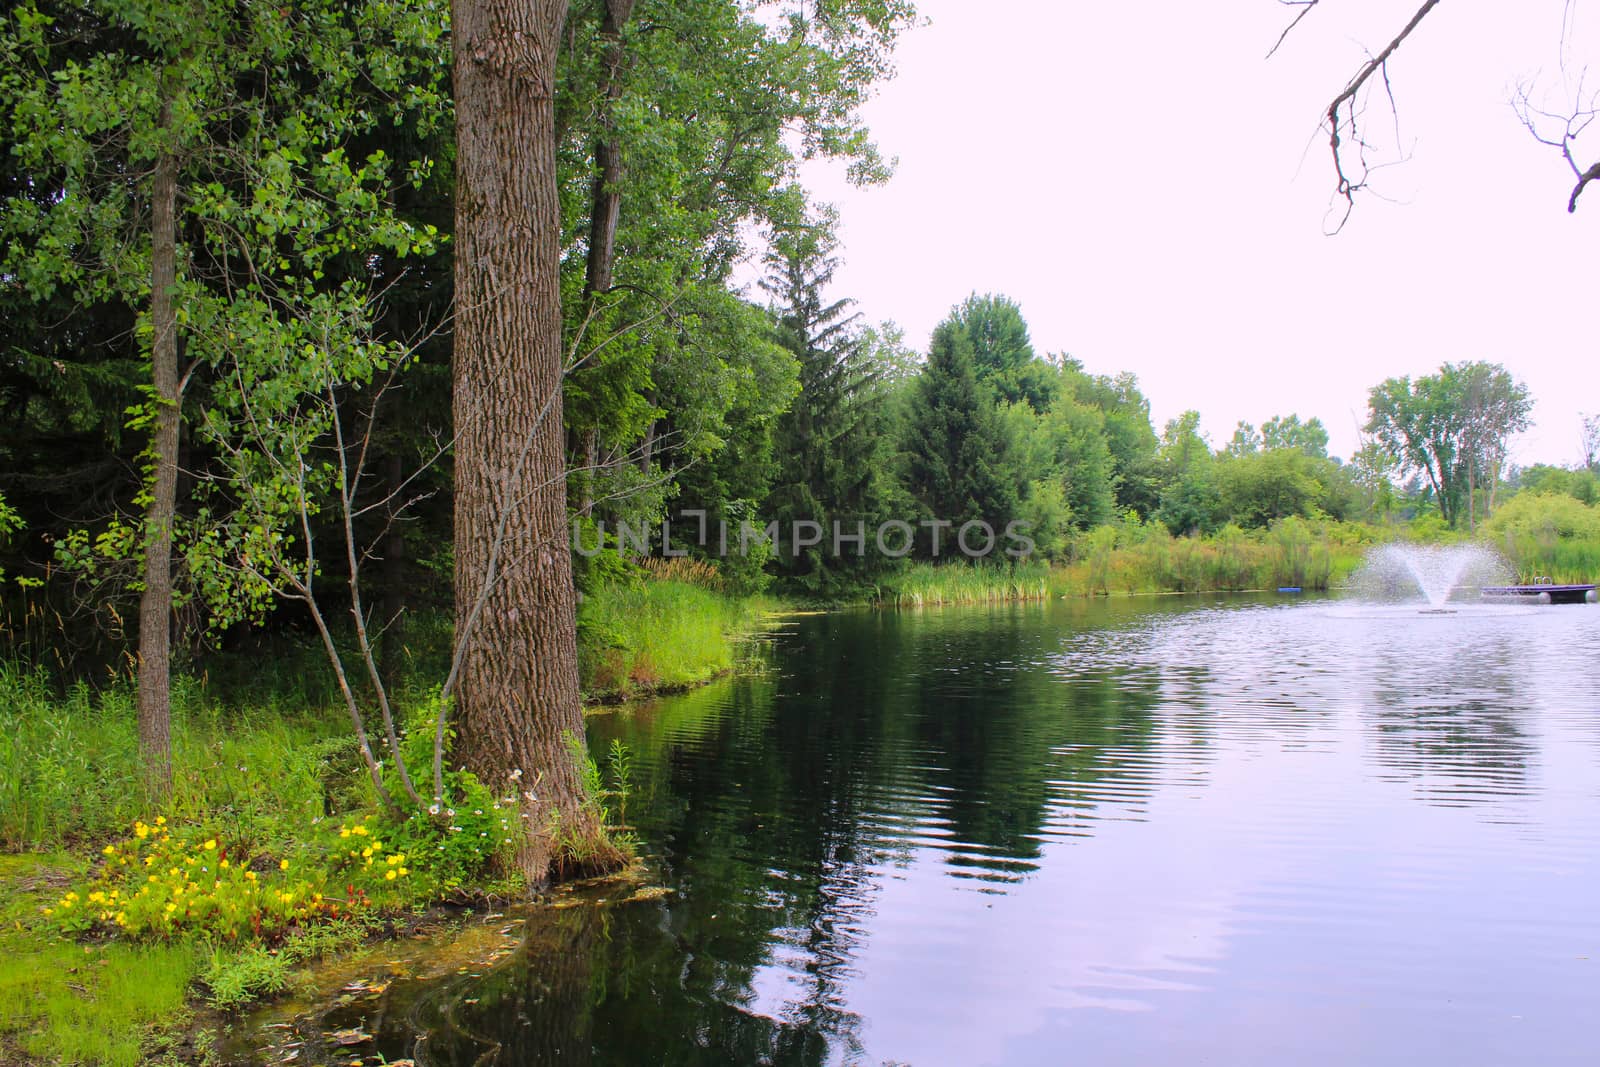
[
  {"xmin": 398, "ymin": 867, "xmax": 408, "ymax": 876},
  {"xmin": 384, "ymin": 870, "xmax": 397, "ymax": 881},
  {"xmin": 427, "ymin": 803, "xmax": 440, "ymax": 816},
  {"xmin": 339, "ymin": 828, "xmax": 351, "ymax": 838},
  {"xmin": 156, "ymin": 816, "xmax": 167, "ymax": 825},
  {"xmin": 203, "ymin": 839, "xmax": 217, "ymax": 851},
  {"xmin": 165, "ymin": 903, "xmax": 176, "ymax": 914},
  {"xmin": 134, "ymin": 822, "xmax": 149, "ymax": 839},
  {"xmin": 510, "ymin": 768, "xmax": 523, "ymax": 781},
  {"xmin": 279, "ymin": 859, "xmax": 290, "ymax": 871},
  {"xmin": 352, "ymin": 825, "xmax": 368, "ymax": 837},
  {"xmin": 220, "ymin": 859, "xmax": 230, "ymax": 869},
  {"xmin": 101, "ymin": 844, "xmax": 116, "ymax": 856},
  {"xmin": 245, "ymin": 871, "xmax": 258, "ymax": 882}
]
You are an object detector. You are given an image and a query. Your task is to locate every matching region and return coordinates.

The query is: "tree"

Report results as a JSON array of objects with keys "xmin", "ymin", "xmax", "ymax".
[
  {"xmin": 761, "ymin": 219, "xmax": 892, "ymax": 593},
  {"xmin": 558, "ymin": 0, "xmax": 915, "ymax": 522},
  {"xmin": 1061, "ymin": 362, "xmax": 1161, "ymax": 518},
  {"xmin": 902, "ymin": 317, "xmax": 1019, "ymax": 554},
  {"xmin": 1365, "ymin": 362, "xmax": 1532, "ymax": 529},
  {"xmin": 1156, "ymin": 410, "xmax": 1220, "ymax": 535},
  {"xmin": 1214, "ymin": 449, "xmax": 1329, "ymax": 528},
  {"xmin": 1455, "ymin": 361, "xmax": 1532, "ymax": 528},
  {"xmin": 1226, "ymin": 421, "xmax": 1261, "ymax": 458},
  {"xmin": 1261, "ymin": 414, "xmax": 1330, "ymax": 459},
  {"xmin": 1581, "ymin": 413, "xmax": 1599, "ymax": 474},
  {"xmin": 946, "ymin": 293, "xmax": 1056, "ymax": 412},
  {"xmin": 449, "ymin": 0, "xmax": 624, "ymax": 881},
  {"xmin": 0, "ymin": 0, "xmax": 447, "ymax": 791}
]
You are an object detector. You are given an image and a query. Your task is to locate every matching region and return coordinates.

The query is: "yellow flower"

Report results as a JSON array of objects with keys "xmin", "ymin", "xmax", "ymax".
[
  {"xmin": 384, "ymin": 869, "xmax": 397, "ymax": 881},
  {"xmin": 398, "ymin": 868, "xmax": 408, "ymax": 876},
  {"xmin": 339, "ymin": 828, "xmax": 351, "ymax": 839},
  {"xmin": 279, "ymin": 859, "xmax": 290, "ymax": 871},
  {"xmin": 203, "ymin": 839, "xmax": 217, "ymax": 851},
  {"xmin": 220, "ymin": 859, "xmax": 230, "ymax": 869},
  {"xmin": 165, "ymin": 902, "xmax": 177, "ymax": 914},
  {"xmin": 361, "ymin": 847, "xmax": 373, "ymax": 859},
  {"xmin": 101, "ymin": 844, "xmax": 116, "ymax": 856},
  {"xmin": 245, "ymin": 871, "xmax": 257, "ymax": 882},
  {"xmin": 156, "ymin": 816, "xmax": 167, "ymax": 825},
  {"xmin": 134, "ymin": 822, "xmax": 149, "ymax": 839},
  {"xmin": 352, "ymin": 825, "xmax": 368, "ymax": 837}
]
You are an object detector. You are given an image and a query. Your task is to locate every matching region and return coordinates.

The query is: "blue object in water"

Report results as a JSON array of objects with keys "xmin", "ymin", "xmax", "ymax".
[{"xmin": 1278, "ymin": 586, "xmax": 1302, "ymax": 594}]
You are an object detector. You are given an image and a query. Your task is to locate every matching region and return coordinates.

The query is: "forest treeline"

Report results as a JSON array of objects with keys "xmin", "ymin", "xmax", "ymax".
[{"xmin": 2, "ymin": 0, "xmax": 1596, "ymax": 646}]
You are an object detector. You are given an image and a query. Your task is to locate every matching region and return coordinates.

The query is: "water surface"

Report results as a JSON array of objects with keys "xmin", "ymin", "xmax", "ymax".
[{"xmin": 287, "ymin": 596, "xmax": 1600, "ymax": 1066}]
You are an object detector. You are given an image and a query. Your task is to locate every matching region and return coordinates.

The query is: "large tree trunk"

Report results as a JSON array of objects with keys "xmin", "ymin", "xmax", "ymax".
[
  {"xmin": 136, "ymin": 127, "xmax": 178, "ymax": 796},
  {"xmin": 451, "ymin": 0, "xmax": 617, "ymax": 884}
]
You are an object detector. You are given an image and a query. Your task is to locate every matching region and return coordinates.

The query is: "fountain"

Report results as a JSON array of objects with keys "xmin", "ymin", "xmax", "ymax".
[{"xmin": 1348, "ymin": 543, "xmax": 1511, "ymax": 610}]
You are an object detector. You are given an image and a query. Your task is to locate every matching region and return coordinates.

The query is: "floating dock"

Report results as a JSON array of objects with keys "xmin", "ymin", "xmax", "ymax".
[{"xmin": 1481, "ymin": 582, "xmax": 1597, "ymax": 605}]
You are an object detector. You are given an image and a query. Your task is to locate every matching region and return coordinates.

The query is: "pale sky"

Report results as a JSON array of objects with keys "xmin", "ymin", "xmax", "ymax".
[{"xmin": 797, "ymin": 0, "xmax": 1600, "ymax": 466}]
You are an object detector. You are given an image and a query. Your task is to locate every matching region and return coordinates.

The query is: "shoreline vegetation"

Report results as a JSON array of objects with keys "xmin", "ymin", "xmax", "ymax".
[{"xmin": 5, "ymin": 507, "xmax": 1600, "ymax": 1063}]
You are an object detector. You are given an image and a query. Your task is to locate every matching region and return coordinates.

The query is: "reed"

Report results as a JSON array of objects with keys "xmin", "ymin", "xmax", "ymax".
[{"xmin": 577, "ymin": 578, "xmax": 776, "ymax": 700}]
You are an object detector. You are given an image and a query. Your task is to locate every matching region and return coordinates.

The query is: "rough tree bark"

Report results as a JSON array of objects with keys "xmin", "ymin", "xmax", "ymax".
[
  {"xmin": 136, "ymin": 111, "xmax": 178, "ymax": 795},
  {"xmin": 451, "ymin": 0, "xmax": 618, "ymax": 883}
]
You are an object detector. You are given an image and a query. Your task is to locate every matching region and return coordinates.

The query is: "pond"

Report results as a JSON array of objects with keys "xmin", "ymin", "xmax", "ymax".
[{"xmin": 260, "ymin": 595, "xmax": 1600, "ymax": 1066}]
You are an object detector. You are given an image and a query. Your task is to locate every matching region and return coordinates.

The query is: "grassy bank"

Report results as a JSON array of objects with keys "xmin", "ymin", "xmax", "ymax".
[
  {"xmin": 1483, "ymin": 492, "xmax": 1600, "ymax": 583},
  {"xmin": 873, "ymin": 519, "xmax": 1376, "ymax": 604},
  {"xmin": 1047, "ymin": 518, "xmax": 1374, "ymax": 596},
  {"xmin": 578, "ymin": 570, "xmax": 780, "ymax": 701},
  {"xmin": 0, "ymin": 571, "xmax": 774, "ymax": 1063}
]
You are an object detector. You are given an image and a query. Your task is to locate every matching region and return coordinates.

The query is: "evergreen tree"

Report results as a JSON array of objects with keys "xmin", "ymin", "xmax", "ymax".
[
  {"xmin": 761, "ymin": 222, "xmax": 893, "ymax": 592},
  {"xmin": 951, "ymin": 293, "xmax": 1056, "ymax": 412},
  {"xmin": 902, "ymin": 318, "xmax": 1019, "ymax": 557}
]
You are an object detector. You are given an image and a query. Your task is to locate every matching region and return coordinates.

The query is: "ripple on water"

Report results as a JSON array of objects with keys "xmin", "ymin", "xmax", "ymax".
[{"xmin": 249, "ymin": 597, "xmax": 1600, "ymax": 1067}]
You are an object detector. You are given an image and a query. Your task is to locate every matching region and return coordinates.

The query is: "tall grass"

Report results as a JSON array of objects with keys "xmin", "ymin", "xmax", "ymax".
[
  {"xmin": 878, "ymin": 561, "xmax": 1051, "ymax": 606},
  {"xmin": 577, "ymin": 578, "xmax": 777, "ymax": 700},
  {"xmin": 1051, "ymin": 519, "xmax": 1372, "ymax": 596},
  {"xmin": 0, "ymin": 663, "xmax": 360, "ymax": 852}
]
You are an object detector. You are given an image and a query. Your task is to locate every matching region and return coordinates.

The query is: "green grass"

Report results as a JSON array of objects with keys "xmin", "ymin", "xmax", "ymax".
[
  {"xmin": 1482, "ymin": 491, "xmax": 1600, "ymax": 583},
  {"xmin": 877, "ymin": 560, "xmax": 1052, "ymax": 606},
  {"xmin": 0, "ymin": 853, "xmax": 204, "ymax": 1067},
  {"xmin": 1049, "ymin": 519, "xmax": 1374, "ymax": 596},
  {"xmin": 577, "ymin": 578, "xmax": 777, "ymax": 700},
  {"xmin": 0, "ymin": 663, "xmax": 359, "ymax": 853}
]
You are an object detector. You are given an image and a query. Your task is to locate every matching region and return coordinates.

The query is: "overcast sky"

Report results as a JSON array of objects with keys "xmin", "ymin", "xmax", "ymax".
[{"xmin": 795, "ymin": 0, "xmax": 1600, "ymax": 466}]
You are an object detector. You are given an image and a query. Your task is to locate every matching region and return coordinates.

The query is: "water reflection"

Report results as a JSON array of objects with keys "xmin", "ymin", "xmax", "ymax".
[{"xmin": 261, "ymin": 596, "xmax": 1600, "ymax": 1066}]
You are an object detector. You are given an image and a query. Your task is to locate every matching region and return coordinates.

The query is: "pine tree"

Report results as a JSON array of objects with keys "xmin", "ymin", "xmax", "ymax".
[
  {"xmin": 902, "ymin": 319, "xmax": 1020, "ymax": 556},
  {"xmin": 762, "ymin": 223, "xmax": 892, "ymax": 592}
]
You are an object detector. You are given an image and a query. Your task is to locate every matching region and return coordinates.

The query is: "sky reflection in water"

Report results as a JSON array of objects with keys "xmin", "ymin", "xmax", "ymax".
[{"xmin": 297, "ymin": 596, "xmax": 1600, "ymax": 1067}]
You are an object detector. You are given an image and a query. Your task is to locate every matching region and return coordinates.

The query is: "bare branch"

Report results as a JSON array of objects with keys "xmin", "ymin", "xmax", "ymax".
[{"xmin": 1266, "ymin": 0, "xmax": 1320, "ymax": 60}]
